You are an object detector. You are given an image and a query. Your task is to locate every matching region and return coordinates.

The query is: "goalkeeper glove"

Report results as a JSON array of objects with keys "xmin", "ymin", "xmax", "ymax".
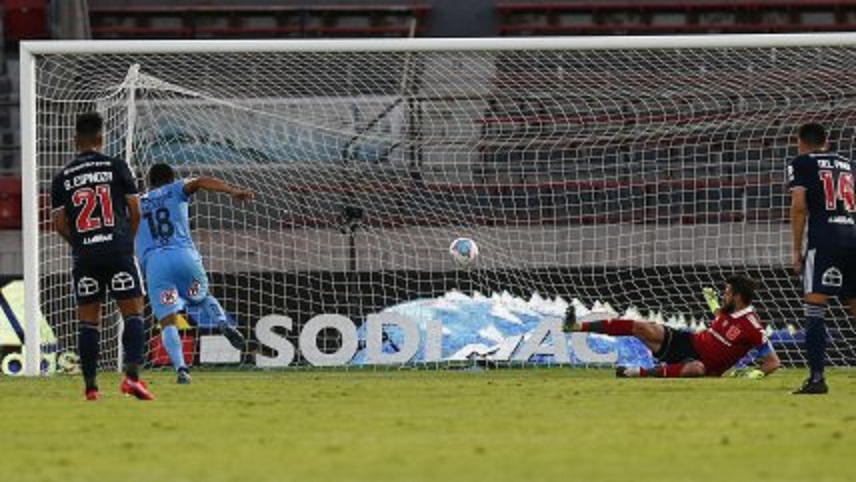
[
  {"xmin": 702, "ymin": 287, "xmax": 720, "ymax": 315},
  {"xmin": 728, "ymin": 367, "xmax": 765, "ymax": 379}
]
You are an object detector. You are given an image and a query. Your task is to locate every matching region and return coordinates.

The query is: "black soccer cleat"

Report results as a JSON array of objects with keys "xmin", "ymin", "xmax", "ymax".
[
  {"xmin": 177, "ymin": 367, "xmax": 192, "ymax": 385},
  {"xmin": 562, "ymin": 305, "xmax": 578, "ymax": 333},
  {"xmin": 615, "ymin": 366, "xmax": 641, "ymax": 378},
  {"xmin": 221, "ymin": 324, "xmax": 248, "ymax": 351},
  {"xmin": 245, "ymin": 339, "xmax": 261, "ymax": 355},
  {"xmin": 792, "ymin": 378, "xmax": 829, "ymax": 395}
]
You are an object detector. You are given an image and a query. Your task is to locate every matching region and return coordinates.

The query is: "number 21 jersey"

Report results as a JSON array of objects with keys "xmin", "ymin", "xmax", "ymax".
[
  {"xmin": 788, "ymin": 152, "xmax": 856, "ymax": 249},
  {"xmin": 50, "ymin": 151, "xmax": 138, "ymax": 258},
  {"xmin": 136, "ymin": 179, "xmax": 196, "ymax": 265}
]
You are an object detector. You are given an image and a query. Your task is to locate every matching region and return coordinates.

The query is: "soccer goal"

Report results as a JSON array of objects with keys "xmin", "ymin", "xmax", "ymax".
[{"xmin": 19, "ymin": 35, "xmax": 856, "ymax": 376}]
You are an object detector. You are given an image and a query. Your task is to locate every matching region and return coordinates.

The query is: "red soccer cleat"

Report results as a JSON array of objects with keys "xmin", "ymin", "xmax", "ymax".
[
  {"xmin": 85, "ymin": 389, "xmax": 100, "ymax": 401},
  {"xmin": 120, "ymin": 377, "xmax": 156, "ymax": 401}
]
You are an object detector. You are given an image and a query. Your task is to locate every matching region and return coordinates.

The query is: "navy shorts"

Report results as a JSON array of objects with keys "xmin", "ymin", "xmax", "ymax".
[
  {"xmin": 72, "ymin": 253, "xmax": 144, "ymax": 305},
  {"xmin": 803, "ymin": 245, "xmax": 856, "ymax": 299},
  {"xmin": 653, "ymin": 326, "xmax": 700, "ymax": 364}
]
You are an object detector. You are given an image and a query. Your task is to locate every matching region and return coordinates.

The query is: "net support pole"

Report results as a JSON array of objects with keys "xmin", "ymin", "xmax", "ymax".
[
  {"xmin": 20, "ymin": 44, "xmax": 41, "ymax": 376},
  {"xmin": 115, "ymin": 63, "xmax": 140, "ymax": 372},
  {"xmin": 123, "ymin": 64, "xmax": 140, "ymax": 169}
]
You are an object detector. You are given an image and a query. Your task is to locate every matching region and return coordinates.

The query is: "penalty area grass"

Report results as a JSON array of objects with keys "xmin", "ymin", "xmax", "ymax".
[{"xmin": 0, "ymin": 368, "xmax": 853, "ymax": 482}]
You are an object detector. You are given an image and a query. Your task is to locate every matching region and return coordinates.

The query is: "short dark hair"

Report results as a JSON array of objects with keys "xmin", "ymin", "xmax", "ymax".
[
  {"xmin": 798, "ymin": 123, "xmax": 827, "ymax": 148},
  {"xmin": 726, "ymin": 275, "xmax": 757, "ymax": 305},
  {"xmin": 147, "ymin": 163, "xmax": 175, "ymax": 188},
  {"xmin": 75, "ymin": 112, "xmax": 103, "ymax": 142}
]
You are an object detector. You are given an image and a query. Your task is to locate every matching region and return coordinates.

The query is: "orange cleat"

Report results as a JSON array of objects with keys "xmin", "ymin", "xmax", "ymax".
[{"xmin": 120, "ymin": 377, "xmax": 155, "ymax": 401}]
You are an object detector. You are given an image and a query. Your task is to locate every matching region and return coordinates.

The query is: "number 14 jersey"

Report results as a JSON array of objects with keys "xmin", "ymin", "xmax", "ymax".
[
  {"xmin": 136, "ymin": 179, "xmax": 197, "ymax": 266},
  {"xmin": 788, "ymin": 151, "xmax": 856, "ymax": 249},
  {"xmin": 51, "ymin": 151, "xmax": 139, "ymax": 258}
]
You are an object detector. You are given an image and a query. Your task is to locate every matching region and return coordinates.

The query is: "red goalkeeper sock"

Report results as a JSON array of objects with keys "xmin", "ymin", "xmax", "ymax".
[
  {"xmin": 579, "ymin": 319, "xmax": 634, "ymax": 336},
  {"xmin": 640, "ymin": 363, "xmax": 686, "ymax": 378}
]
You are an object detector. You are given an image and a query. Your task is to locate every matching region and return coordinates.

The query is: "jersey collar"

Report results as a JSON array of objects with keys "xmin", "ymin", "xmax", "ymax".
[{"xmin": 729, "ymin": 305, "xmax": 755, "ymax": 318}]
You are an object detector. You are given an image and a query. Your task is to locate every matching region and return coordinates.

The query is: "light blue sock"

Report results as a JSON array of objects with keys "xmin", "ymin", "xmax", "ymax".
[
  {"xmin": 201, "ymin": 295, "xmax": 228, "ymax": 328},
  {"xmin": 161, "ymin": 325, "xmax": 187, "ymax": 371}
]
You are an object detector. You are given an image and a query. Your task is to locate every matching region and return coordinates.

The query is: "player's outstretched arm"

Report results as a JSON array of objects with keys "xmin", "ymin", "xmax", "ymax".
[
  {"xmin": 758, "ymin": 349, "xmax": 782, "ymax": 376},
  {"xmin": 729, "ymin": 342, "xmax": 781, "ymax": 378},
  {"xmin": 183, "ymin": 176, "xmax": 254, "ymax": 201}
]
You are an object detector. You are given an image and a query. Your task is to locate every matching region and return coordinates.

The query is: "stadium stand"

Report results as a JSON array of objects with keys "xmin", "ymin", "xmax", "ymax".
[
  {"xmin": 3, "ymin": 0, "xmax": 49, "ymax": 41},
  {"xmin": 0, "ymin": 0, "xmax": 23, "ymax": 236},
  {"xmin": 88, "ymin": 4, "xmax": 431, "ymax": 39},
  {"xmin": 497, "ymin": 1, "xmax": 856, "ymax": 35},
  {"xmin": 0, "ymin": 176, "xmax": 20, "ymax": 229}
]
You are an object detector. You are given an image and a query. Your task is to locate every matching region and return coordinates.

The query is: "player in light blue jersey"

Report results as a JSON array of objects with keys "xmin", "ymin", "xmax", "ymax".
[{"xmin": 137, "ymin": 163, "xmax": 254, "ymax": 384}]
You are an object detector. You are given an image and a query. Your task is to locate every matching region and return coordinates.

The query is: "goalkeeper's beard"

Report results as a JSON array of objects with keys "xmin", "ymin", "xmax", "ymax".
[{"xmin": 722, "ymin": 300, "xmax": 736, "ymax": 314}]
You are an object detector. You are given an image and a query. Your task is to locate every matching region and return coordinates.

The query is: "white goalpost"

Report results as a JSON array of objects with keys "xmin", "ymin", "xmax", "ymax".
[{"xmin": 20, "ymin": 34, "xmax": 856, "ymax": 376}]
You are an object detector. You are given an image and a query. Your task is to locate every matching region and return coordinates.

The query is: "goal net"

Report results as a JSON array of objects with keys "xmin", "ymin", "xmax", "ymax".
[{"xmin": 19, "ymin": 36, "xmax": 856, "ymax": 375}]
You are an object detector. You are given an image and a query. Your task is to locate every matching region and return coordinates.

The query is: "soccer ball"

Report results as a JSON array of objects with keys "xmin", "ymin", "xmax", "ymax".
[{"xmin": 449, "ymin": 237, "xmax": 479, "ymax": 266}]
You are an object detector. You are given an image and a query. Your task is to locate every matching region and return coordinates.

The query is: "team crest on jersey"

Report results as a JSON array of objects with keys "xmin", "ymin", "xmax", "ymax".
[
  {"xmin": 77, "ymin": 277, "xmax": 99, "ymax": 297},
  {"xmin": 188, "ymin": 280, "xmax": 201, "ymax": 298},
  {"xmin": 111, "ymin": 271, "xmax": 136, "ymax": 291},
  {"xmin": 160, "ymin": 288, "xmax": 178, "ymax": 306},
  {"xmin": 725, "ymin": 325, "xmax": 742, "ymax": 341},
  {"xmin": 822, "ymin": 267, "xmax": 843, "ymax": 287}
]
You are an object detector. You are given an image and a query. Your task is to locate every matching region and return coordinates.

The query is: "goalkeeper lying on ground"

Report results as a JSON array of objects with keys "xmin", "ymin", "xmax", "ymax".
[{"xmin": 564, "ymin": 274, "xmax": 781, "ymax": 378}]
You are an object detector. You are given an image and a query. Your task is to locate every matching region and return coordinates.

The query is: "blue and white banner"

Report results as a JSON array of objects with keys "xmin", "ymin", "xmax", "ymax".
[{"xmin": 351, "ymin": 291, "xmax": 657, "ymax": 367}]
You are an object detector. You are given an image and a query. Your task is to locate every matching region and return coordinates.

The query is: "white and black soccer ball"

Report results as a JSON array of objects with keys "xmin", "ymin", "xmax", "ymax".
[{"xmin": 449, "ymin": 237, "xmax": 479, "ymax": 266}]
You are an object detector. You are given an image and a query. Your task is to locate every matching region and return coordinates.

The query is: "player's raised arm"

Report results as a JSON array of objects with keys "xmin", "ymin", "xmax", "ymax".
[{"xmin": 183, "ymin": 176, "xmax": 254, "ymax": 201}]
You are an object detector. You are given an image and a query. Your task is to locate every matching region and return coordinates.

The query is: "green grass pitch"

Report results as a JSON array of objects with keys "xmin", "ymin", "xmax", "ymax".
[{"xmin": 1, "ymin": 368, "xmax": 853, "ymax": 482}]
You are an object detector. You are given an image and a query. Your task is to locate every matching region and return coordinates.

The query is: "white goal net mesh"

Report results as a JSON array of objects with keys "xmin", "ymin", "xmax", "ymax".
[{"xmin": 27, "ymin": 41, "xmax": 856, "ymax": 373}]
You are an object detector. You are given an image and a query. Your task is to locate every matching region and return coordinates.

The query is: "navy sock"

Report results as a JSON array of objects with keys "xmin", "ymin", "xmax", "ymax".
[
  {"xmin": 78, "ymin": 323, "xmax": 100, "ymax": 391},
  {"xmin": 804, "ymin": 303, "xmax": 827, "ymax": 382},
  {"xmin": 122, "ymin": 315, "xmax": 145, "ymax": 381}
]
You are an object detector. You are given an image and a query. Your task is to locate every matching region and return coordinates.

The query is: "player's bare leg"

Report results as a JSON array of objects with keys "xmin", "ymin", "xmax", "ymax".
[
  {"xmin": 78, "ymin": 302, "xmax": 102, "ymax": 401},
  {"xmin": 160, "ymin": 313, "xmax": 191, "ymax": 384},
  {"xmin": 794, "ymin": 292, "xmax": 829, "ymax": 395},
  {"xmin": 117, "ymin": 296, "xmax": 155, "ymax": 400}
]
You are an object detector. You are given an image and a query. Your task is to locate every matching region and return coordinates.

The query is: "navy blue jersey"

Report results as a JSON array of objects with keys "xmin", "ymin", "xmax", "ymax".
[
  {"xmin": 50, "ymin": 151, "xmax": 139, "ymax": 257},
  {"xmin": 788, "ymin": 151, "xmax": 856, "ymax": 248}
]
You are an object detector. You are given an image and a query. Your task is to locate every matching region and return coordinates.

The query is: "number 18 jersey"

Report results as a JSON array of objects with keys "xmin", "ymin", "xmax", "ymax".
[
  {"xmin": 788, "ymin": 151, "xmax": 856, "ymax": 249},
  {"xmin": 136, "ymin": 180, "xmax": 197, "ymax": 265}
]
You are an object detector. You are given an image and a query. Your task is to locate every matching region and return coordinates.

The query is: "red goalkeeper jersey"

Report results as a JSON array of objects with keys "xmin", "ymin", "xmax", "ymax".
[{"xmin": 690, "ymin": 306, "xmax": 766, "ymax": 376}]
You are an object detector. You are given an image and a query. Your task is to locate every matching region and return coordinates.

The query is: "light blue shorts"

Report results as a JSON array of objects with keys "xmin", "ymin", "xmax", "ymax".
[{"xmin": 143, "ymin": 247, "xmax": 210, "ymax": 321}]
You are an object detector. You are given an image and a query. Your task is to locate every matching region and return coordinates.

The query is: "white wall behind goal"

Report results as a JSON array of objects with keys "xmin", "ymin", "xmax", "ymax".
[{"xmin": 35, "ymin": 224, "xmax": 788, "ymax": 275}]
